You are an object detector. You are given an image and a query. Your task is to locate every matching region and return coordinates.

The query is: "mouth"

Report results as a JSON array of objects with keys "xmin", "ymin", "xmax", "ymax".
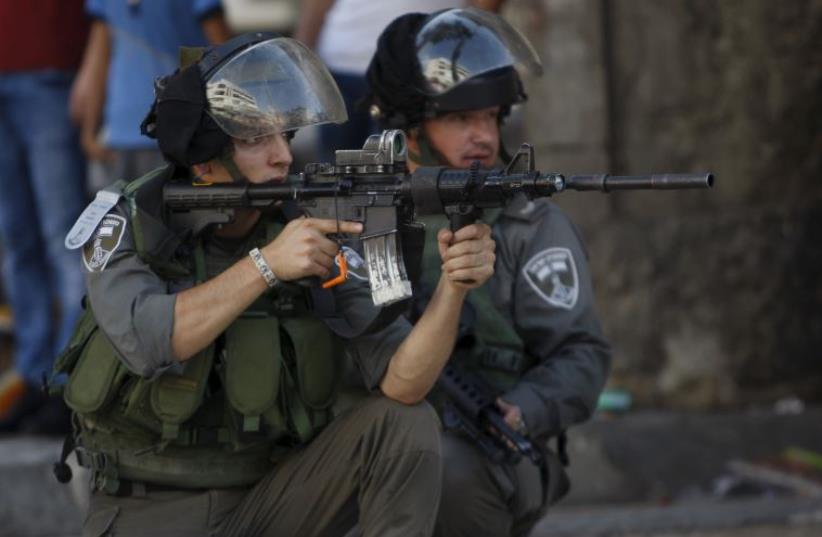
[{"xmin": 462, "ymin": 153, "xmax": 493, "ymax": 165}]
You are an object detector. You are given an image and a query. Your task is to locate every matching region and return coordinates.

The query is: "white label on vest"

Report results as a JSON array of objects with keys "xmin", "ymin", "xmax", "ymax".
[
  {"xmin": 65, "ymin": 189, "xmax": 123, "ymax": 250},
  {"xmin": 341, "ymin": 245, "xmax": 368, "ymax": 281}
]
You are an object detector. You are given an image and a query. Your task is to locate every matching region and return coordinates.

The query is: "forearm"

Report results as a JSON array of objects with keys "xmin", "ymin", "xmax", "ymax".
[
  {"xmin": 505, "ymin": 337, "xmax": 612, "ymax": 438},
  {"xmin": 172, "ymin": 254, "xmax": 268, "ymax": 360},
  {"xmin": 76, "ymin": 21, "xmax": 109, "ymax": 145},
  {"xmin": 380, "ymin": 276, "xmax": 467, "ymax": 404},
  {"xmin": 294, "ymin": 0, "xmax": 335, "ymax": 47}
]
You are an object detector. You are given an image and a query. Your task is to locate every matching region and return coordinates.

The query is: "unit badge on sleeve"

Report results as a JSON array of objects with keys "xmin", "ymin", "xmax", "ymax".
[
  {"xmin": 83, "ymin": 215, "xmax": 127, "ymax": 272},
  {"xmin": 522, "ymin": 247, "xmax": 579, "ymax": 309}
]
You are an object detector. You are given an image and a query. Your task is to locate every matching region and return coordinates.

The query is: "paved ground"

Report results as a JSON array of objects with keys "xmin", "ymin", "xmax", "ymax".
[
  {"xmin": 535, "ymin": 498, "xmax": 822, "ymax": 536},
  {"xmin": 1, "ymin": 406, "xmax": 820, "ymax": 536}
]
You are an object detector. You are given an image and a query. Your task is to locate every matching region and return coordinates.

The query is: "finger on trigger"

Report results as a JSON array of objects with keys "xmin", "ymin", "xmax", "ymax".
[{"xmin": 316, "ymin": 237, "xmax": 340, "ymax": 258}]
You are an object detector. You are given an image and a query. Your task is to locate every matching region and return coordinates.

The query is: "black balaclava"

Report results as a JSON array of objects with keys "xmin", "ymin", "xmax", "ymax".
[
  {"xmin": 364, "ymin": 13, "xmax": 430, "ymax": 130},
  {"xmin": 141, "ymin": 32, "xmax": 281, "ymax": 171},
  {"xmin": 140, "ymin": 63, "xmax": 230, "ymax": 168},
  {"xmin": 364, "ymin": 12, "xmax": 525, "ymax": 166}
]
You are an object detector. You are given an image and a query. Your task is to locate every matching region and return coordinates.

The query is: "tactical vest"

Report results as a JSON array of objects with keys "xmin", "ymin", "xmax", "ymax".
[
  {"xmin": 54, "ymin": 167, "xmax": 340, "ymax": 493},
  {"xmin": 415, "ymin": 212, "xmax": 535, "ymax": 395}
]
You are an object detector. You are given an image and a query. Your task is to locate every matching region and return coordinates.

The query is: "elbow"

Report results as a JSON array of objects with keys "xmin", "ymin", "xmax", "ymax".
[
  {"xmin": 380, "ymin": 380, "xmax": 427, "ymax": 405},
  {"xmin": 388, "ymin": 391, "xmax": 426, "ymax": 406}
]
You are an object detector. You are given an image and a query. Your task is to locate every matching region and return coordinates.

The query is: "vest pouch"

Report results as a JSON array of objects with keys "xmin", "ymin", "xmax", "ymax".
[
  {"xmin": 64, "ymin": 330, "xmax": 129, "ymax": 414},
  {"xmin": 53, "ymin": 304, "xmax": 99, "ymax": 377},
  {"xmin": 224, "ymin": 317, "xmax": 281, "ymax": 433},
  {"xmin": 121, "ymin": 376, "xmax": 162, "ymax": 434},
  {"xmin": 281, "ymin": 317, "xmax": 339, "ymax": 410},
  {"xmin": 150, "ymin": 345, "xmax": 214, "ymax": 441}
]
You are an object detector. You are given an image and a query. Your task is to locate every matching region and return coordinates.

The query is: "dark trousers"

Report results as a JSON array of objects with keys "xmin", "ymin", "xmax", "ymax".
[
  {"xmin": 82, "ymin": 395, "xmax": 442, "ymax": 537},
  {"xmin": 434, "ymin": 432, "xmax": 567, "ymax": 537}
]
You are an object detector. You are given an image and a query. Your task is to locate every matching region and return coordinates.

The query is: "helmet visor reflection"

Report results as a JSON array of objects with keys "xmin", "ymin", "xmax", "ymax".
[
  {"xmin": 415, "ymin": 7, "xmax": 542, "ymax": 96},
  {"xmin": 205, "ymin": 38, "xmax": 347, "ymax": 139}
]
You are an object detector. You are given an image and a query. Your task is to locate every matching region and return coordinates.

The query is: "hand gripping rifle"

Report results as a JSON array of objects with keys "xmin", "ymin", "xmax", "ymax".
[
  {"xmin": 163, "ymin": 129, "xmax": 713, "ymax": 306},
  {"xmin": 438, "ymin": 363, "xmax": 543, "ymax": 466}
]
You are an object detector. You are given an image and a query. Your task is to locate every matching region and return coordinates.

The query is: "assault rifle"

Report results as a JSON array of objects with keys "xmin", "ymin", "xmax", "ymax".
[
  {"xmin": 164, "ymin": 130, "xmax": 713, "ymax": 305},
  {"xmin": 438, "ymin": 364, "xmax": 543, "ymax": 466}
]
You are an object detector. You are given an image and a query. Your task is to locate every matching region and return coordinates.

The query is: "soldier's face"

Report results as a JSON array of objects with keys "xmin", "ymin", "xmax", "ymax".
[
  {"xmin": 231, "ymin": 133, "xmax": 294, "ymax": 183},
  {"xmin": 204, "ymin": 133, "xmax": 294, "ymax": 184},
  {"xmin": 423, "ymin": 106, "xmax": 500, "ymax": 168}
]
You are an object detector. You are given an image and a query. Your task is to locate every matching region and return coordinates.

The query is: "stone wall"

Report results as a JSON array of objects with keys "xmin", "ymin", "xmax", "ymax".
[{"xmin": 503, "ymin": 0, "xmax": 822, "ymax": 408}]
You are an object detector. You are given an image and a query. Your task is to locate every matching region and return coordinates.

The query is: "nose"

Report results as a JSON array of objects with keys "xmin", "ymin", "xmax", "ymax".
[
  {"xmin": 468, "ymin": 117, "xmax": 496, "ymax": 146},
  {"xmin": 267, "ymin": 133, "xmax": 293, "ymax": 170}
]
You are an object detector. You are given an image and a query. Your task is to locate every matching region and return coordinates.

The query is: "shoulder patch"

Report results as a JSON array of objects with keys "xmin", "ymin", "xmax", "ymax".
[
  {"xmin": 522, "ymin": 247, "xmax": 579, "ymax": 309},
  {"xmin": 65, "ymin": 189, "xmax": 123, "ymax": 249},
  {"xmin": 83, "ymin": 215, "xmax": 127, "ymax": 272}
]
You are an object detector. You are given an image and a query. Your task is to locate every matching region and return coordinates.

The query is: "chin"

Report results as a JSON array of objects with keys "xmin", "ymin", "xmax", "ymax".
[
  {"xmin": 252, "ymin": 176, "xmax": 286, "ymax": 184},
  {"xmin": 461, "ymin": 157, "xmax": 494, "ymax": 168}
]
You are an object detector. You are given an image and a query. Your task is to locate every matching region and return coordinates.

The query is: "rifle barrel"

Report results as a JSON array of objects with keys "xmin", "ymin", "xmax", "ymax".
[{"xmin": 565, "ymin": 173, "xmax": 713, "ymax": 191}]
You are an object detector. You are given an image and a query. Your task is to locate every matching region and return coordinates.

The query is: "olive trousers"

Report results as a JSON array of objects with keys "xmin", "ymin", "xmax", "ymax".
[
  {"xmin": 433, "ymin": 433, "xmax": 568, "ymax": 537},
  {"xmin": 82, "ymin": 395, "xmax": 442, "ymax": 537}
]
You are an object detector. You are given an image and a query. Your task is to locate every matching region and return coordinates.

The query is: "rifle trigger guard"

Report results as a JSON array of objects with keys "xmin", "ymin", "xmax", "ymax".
[{"xmin": 321, "ymin": 251, "xmax": 348, "ymax": 289}]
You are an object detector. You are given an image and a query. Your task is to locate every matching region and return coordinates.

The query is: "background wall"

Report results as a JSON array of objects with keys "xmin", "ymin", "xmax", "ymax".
[{"xmin": 503, "ymin": 0, "xmax": 822, "ymax": 409}]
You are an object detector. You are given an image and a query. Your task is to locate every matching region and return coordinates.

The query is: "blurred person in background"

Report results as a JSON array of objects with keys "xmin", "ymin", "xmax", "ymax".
[
  {"xmin": 71, "ymin": 0, "xmax": 231, "ymax": 193},
  {"xmin": 0, "ymin": 0, "xmax": 90, "ymax": 434},
  {"xmin": 295, "ymin": 0, "xmax": 505, "ymax": 162}
]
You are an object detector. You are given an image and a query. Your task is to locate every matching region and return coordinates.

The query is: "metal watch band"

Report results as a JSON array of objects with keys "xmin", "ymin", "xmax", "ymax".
[{"xmin": 248, "ymin": 247, "xmax": 278, "ymax": 288}]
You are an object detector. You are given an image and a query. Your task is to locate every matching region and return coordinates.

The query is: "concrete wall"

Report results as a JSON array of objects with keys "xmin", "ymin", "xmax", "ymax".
[{"xmin": 503, "ymin": 0, "xmax": 822, "ymax": 408}]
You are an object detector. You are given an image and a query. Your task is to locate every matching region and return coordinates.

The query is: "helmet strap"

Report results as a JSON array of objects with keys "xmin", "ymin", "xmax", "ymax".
[
  {"xmin": 407, "ymin": 126, "xmax": 449, "ymax": 167},
  {"xmin": 217, "ymin": 152, "xmax": 248, "ymax": 183},
  {"xmin": 497, "ymin": 114, "xmax": 513, "ymax": 166}
]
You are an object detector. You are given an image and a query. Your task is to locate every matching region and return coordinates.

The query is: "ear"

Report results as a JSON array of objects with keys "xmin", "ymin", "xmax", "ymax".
[{"xmin": 192, "ymin": 162, "xmax": 212, "ymax": 177}]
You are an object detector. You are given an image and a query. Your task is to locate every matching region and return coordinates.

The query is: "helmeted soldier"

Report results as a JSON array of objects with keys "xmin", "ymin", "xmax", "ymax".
[
  {"xmin": 56, "ymin": 32, "xmax": 496, "ymax": 537},
  {"xmin": 365, "ymin": 9, "xmax": 612, "ymax": 536}
]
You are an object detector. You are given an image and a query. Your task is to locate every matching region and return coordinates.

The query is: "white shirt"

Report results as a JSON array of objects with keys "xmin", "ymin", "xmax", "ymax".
[{"xmin": 316, "ymin": 0, "xmax": 464, "ymax": 75}]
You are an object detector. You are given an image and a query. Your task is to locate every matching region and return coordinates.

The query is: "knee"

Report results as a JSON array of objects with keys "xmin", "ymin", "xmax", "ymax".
[
  {"xmin": 439, "ymin": 439, "xmax": 491, "ymax": 506},
  {"xmin": 355, "ymin": 395, "xmax": 441, "ymax": 455},
  {"xmin": 435, "ymin": 436, "xmax": 513, "ymax": 537}
]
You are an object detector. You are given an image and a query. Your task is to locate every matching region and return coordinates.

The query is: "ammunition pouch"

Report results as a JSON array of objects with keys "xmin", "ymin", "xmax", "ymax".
[{"xmin": 60, "ymin": 307, "xmax": 339, "ymax": 491}]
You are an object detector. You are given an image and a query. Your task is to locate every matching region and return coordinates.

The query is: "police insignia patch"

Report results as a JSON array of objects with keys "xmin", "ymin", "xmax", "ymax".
[
  {"xmin": 82, "ymin": 215, "xmax": 127, "ymax": 272},
  {"xmin": 522, "ymin": 247, "xmax": 579, "ymax": 309}
]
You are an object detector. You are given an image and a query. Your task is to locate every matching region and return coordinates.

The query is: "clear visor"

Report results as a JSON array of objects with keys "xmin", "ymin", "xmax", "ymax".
[
  {"xmin": 205, "ymin": 38, "xmax": 347, "ymax": 140},
  {"xmin": 415, "ymin": 7, "xmax": 542, "ymax": 96}
]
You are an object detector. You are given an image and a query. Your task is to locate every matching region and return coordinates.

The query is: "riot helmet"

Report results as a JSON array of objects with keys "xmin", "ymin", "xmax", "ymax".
[
  {"xmin": 142, "ymin": 32, "xmax": 347, "ymax": 169},
  {"xmin": 366, "ymin": 8, "xmax": 542, "ymax": 129}
]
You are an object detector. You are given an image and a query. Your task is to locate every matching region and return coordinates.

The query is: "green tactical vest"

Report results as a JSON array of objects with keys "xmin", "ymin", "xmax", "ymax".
[
  {"xmin": 416, "ymin": 213, "xmax": 535, "ymax": 396},
  {"xmin": 54, "ymin": 167, "xmax": 340, "ymax": 493}
]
